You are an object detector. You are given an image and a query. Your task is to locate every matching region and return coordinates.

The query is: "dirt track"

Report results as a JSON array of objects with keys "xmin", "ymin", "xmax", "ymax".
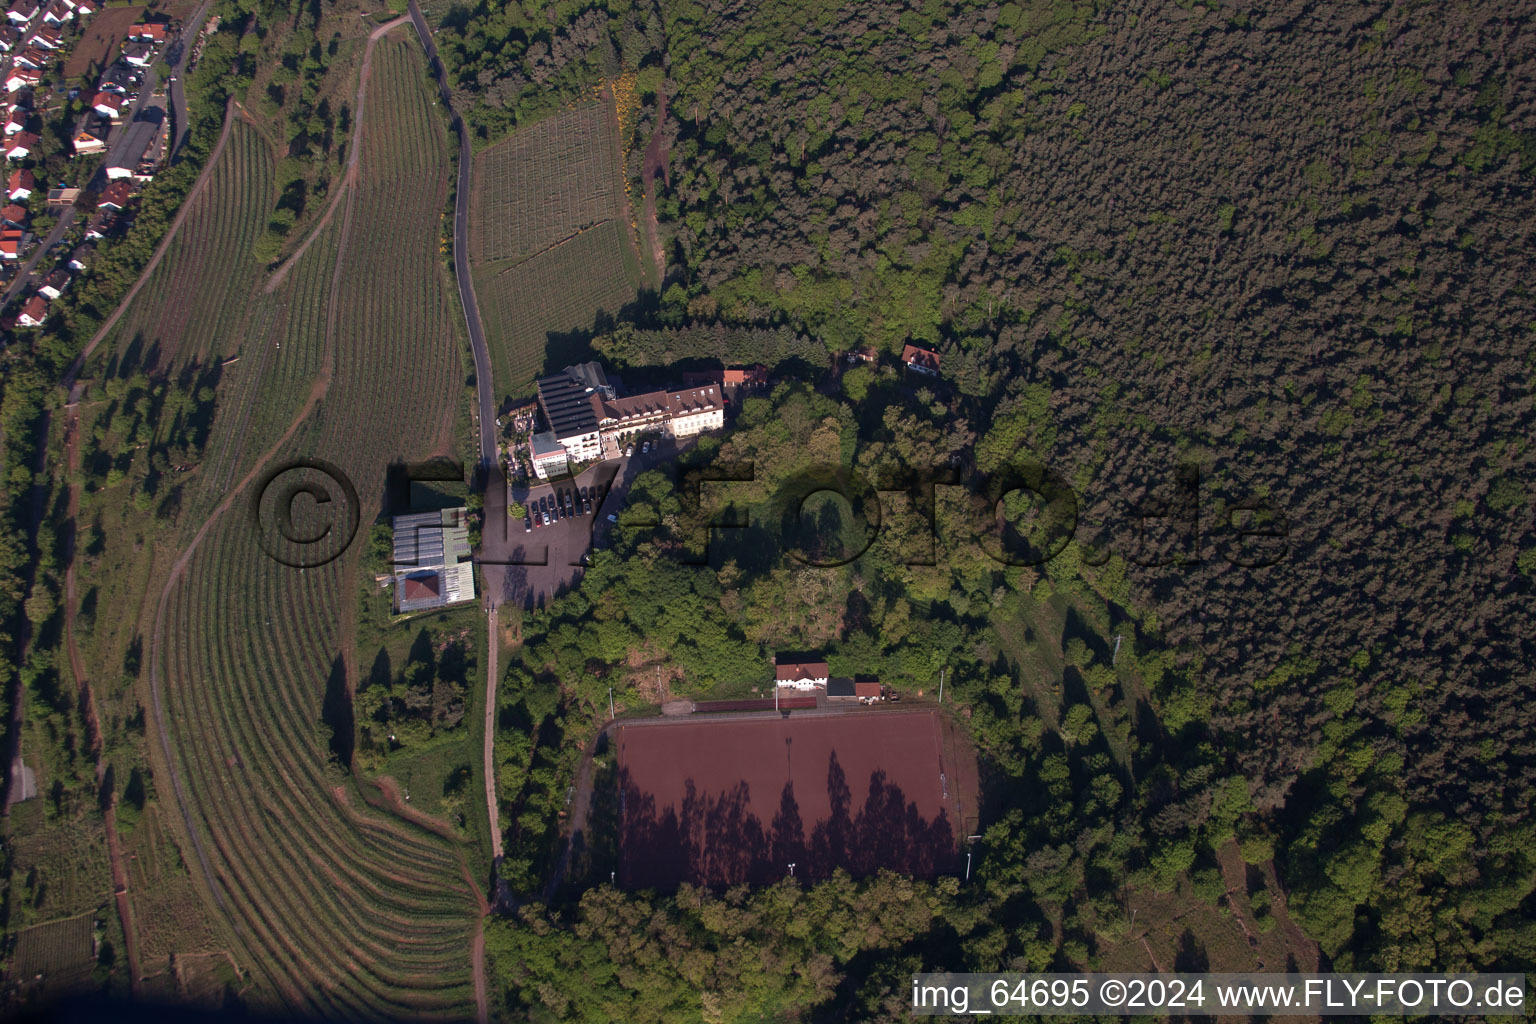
[
  {"xmin": 61, "ymin": 403, "xmax": 143, "ymax": 992},
  {"xmin": 263, "ymin": 16, "xmax": 409, "ymax": 293}
]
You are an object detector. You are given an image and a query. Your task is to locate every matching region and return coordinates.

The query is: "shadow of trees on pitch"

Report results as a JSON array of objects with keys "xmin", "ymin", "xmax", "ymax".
[{"xmin": 617, "ymin": 750, "xmax": 957, "ymax": 890}]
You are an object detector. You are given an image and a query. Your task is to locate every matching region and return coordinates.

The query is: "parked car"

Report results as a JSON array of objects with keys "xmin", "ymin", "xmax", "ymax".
[
  {"xmin": 607, "ymin": 512, "xmax": 619, "ymax": 522},
  {"xmin": 542, "ymin": 511, "xmax": 550, "ymax": 525},
  {"xmin": 642, "ymin": 441, "xmax": 650, "ymax": 453},
  {"xmin": 624, "ymin": 446, "xmax": 633, "ymax": 457},
  {"xmin": 524, "ymin": 518, "xmax": 531, "ymax": 532}
]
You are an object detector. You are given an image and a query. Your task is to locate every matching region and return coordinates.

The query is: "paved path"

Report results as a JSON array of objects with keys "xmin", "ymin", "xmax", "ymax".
[
  {"xmin": 483, "ymin": 606, "xmax": 502, "ymax": 861},
  {"xmin": 404, "ymin": 8, "xmax": 508, "ymax": 999},
  {"xmin": 406, "ymin": 0, "xmax": 495, "ymax": 474}
]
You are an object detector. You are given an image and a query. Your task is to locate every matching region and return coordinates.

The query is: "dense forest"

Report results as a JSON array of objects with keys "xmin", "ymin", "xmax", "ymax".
[{"xmin": 440, "ymin": 0, "xmax": 1536, "ymax": 1003}]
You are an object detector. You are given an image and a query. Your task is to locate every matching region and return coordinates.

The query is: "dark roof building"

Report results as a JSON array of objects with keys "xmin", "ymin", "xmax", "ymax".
[
  {"xmin": 391, "ymin": 507, "xmax": 475, "ymax": 613},
  {"xmin": 901, "ymin": 343, "xmax": 941, "ymax": 376}
]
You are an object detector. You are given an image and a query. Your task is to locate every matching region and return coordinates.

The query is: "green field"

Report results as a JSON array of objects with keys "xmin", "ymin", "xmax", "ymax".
[
  {"xmin": 66, "ymin": 30, "xmax": 484, "ymax": 1017},
  {"xmin": 469, "ymin": 100, "xmax": 643, "ymax": 398},
  {"xmin": 11, "ymin": 913, "xmax": 96, "ymax": 984}
]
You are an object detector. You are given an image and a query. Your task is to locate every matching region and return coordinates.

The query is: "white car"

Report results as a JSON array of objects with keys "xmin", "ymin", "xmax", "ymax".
[
  {"xmin": 624, "ymin": 446, "xmax": 633, "ymax": 457},
  {"xmin": 542, "ymin": 511, "xmax": 550, "ymax": 525},
  {"xmin": 642, "ymin": 441, "xmax": 650, "ymax": 453}
]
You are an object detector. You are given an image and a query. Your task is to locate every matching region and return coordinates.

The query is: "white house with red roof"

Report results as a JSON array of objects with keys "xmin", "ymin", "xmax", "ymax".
[
  {"xmin": 4, "ymin": 130, "xmax": 38, "ymax": 160},
  {"xmin": 7, "ymin": 167, "xmax": 33, "ymax": 198},
  {"xmin": 91, "ymin": 91, "xmax": 123, "ymax": 119},
  {"xmin": 5, "ymin": 67, "xmax": 41, "ymax": 92},
  {"xmin": 17, "ymin": 294, "xmax": 48, "ymax": 326},
  {"xmin": 14, "ymin": 44, "xmax": 48, "ymax": 68}
]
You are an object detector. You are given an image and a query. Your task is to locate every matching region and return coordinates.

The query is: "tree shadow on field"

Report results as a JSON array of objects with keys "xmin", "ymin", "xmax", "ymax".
[
  {"xmin": 540, "ymin": 293, "xmax": 654, "ymax": 376},
  {"xmin": 615, "ymin": 749, "xmax": 958, "ymax": 891},
  {"xmin": 322, "ymin": 655, "xmax": 354, "ymax": 770}
]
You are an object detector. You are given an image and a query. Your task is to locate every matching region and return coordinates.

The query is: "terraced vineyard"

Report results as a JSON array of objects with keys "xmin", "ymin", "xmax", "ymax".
[
  {"xmin": 97, "ymin": 31, "xmax": 481, "ymax": 1017},
  {"xmin": 469, "ymin": 101, "xmax": 627, "ymax": 263},
  {"xmin": 473, "ymin": 219, "xmax": 643, "ymax": 389},
  {"xmin": 469, "ymin": 98, "xmax": 643, "ymax": 397},
  {"xmin": 101, "ymin": 120, "xmax": 275, "ymax": 371}
]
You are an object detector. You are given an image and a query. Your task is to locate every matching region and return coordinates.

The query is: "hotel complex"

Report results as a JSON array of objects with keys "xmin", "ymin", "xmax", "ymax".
[{"xmin": 528, "ymin": 362, "xmax": 730, "ymax": 479}]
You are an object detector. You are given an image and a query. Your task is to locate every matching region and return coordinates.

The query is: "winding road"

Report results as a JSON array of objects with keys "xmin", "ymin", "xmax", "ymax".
[{"xmin": 405, "ymin": 6, "xmax": 501, "ymax": 1015}]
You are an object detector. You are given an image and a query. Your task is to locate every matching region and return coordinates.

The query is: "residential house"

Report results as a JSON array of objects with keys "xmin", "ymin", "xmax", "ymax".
[
  {"xmin": 7, "ymin": 166, "xmax": 32, "ymax": 198},
  {"xmin": 96, "ymin": 64, "xmax": 131, "ymax": 94},
  {"xmin": 26, "ymin": 24, "xmax": 57, "ymax": 47},
  {"xmin": 121, "ymin": 40, "xmax": 153, "ymax": 66},
  {"xmin": 37, "ymin": 267, "xmax": 67, "ymax": 299},
  {"xmin": 14, "ymin": 45, "xmax": 49, "ymax": 68},
  {"xmin": 73, "ymin": 0, "xmax": 97, "ymax": 14},
  {"xmin": 72, "ymin": 125, "xmax": 106, "ymax": 154},
  {"xmin": 5, "ymin": 0, "xmax": 38, "ymax": 24},
  {"xmin": 66, "ymin": 241, "xmax": 92, "ymax": 270},
  {"xmin": 4, "ymin": 130, "xmax": 38, "ymax": 160},
  {"xmin": 5, "ymin": 67, "xmax": 41, "ymax": 92},
  {"xmin": 128, "ymin": 20, "xmax": 166, "ymax": 41},
  {"xmin": 775, "ymin": 653, "xmax": 830, "ymax": 691},
  {"xmin": 391, "ymin": 508, "xmax": 476, "ymax": 613},
  {"xmin": 16, "ymin": 294, "xmax": 46, "ymax": 327},
  {"xmin": 0, "ymin": 24, "xmax": 18, "ymax": 48},
  {"xmin": 4, "ymin": 107, "xmax": 26, "ymax": 134},
  {"xmin": 47, "ymin": 184, "xmax": 79, "ymax": 206},
  {"xmin": 0, "ymin": 202, "xmax": 26, "ymax": 226},
  {"xmin": 97, "ymin": 179, "xmax": 132, "ymax": 210},
  {"xmin": 0, "ymin": 235, "xmax": 19, "ymax": 259},
  {"xmin": 39, "ymin": 0, "xmax": 69, "ymax": 24},
  {"xmin": 92, "ymin": 91, "xmax": 123, "ymax": 119},
  {"xmin": 84, "ymin": 208, "xmax": 117, "ymax": 239},
  {"xmin": 901, "ymin": 342, "xmax": 942, "ymax": 376}
]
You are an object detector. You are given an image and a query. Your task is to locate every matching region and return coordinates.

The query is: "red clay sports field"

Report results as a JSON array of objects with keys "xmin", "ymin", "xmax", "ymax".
[{"xmin": 614, "ymin": 709, "xmax": 976, "ymax": 889}]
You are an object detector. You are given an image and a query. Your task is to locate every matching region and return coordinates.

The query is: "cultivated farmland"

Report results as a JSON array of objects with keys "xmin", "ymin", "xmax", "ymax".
[
  {"xmin": 473, "ymin": 220, "xmax": 642, "ymax": 389},
  {"xmin": 469, "ymin": 99, "xmax": 643, "ymax": 399},
  {"xmin": 102, "ymin": 120, "xmax": 274, "ymax": 373},
  {"xmin": 469, "ymin": 101, "xmax": 627, "ymax": 264},
  {"xmin": 11, "ymin": 913, "xmax": 96, "ymax": 984},
  {"xmin": 84, "ymin": 31, "xmax": 482, "ymax": 1017}
]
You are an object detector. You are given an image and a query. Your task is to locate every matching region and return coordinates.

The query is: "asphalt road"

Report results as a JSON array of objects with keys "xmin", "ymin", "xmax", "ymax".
[
  {"xmin": 405, "ymin": 0, "xmax": 496, "ymax": 476},
  {"xmin": 3, "ymin": 0, "xmax": 215, "ymax": 309}
]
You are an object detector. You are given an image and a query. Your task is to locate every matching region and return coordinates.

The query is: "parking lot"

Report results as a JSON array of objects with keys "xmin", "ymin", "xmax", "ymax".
[{"xmin": 478, "ymin": 438, "xmax": 688, "ymax": 610}]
